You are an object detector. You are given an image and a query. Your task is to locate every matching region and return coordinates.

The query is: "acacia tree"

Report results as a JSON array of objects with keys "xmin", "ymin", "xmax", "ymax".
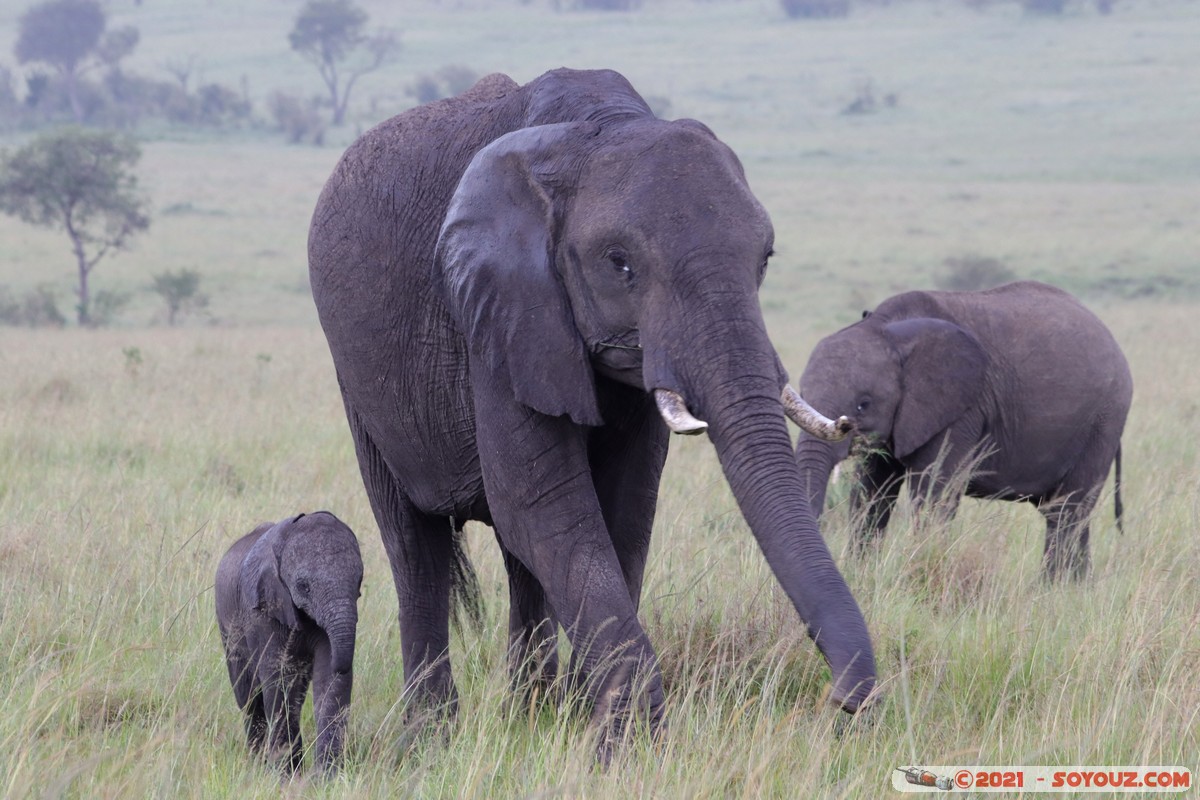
[
  {"xmin": 288, "ymin": 0, "xmax": 400, "ymax": 125},
  {"xmin": 0, "ymin": 128, "xmax": 150, "ymax": 326},
  {"xmin": 15, "ymin": 0, "xmax": 105, "ymax": 123}
]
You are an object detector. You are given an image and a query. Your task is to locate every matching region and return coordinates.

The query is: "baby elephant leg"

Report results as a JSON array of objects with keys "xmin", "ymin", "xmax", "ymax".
[
  {"xmin": 259, "ymin": 656, "xmax": 312, "ymax": 774},
  {"xmin": 311, "ymin": 637, "xmax": 354, "ymax": 773}
]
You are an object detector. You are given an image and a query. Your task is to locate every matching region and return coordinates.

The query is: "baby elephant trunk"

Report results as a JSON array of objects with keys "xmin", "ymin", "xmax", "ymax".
[{"xmin": 325, "ymin": 609, "xmax": 358, "ymax": 675}]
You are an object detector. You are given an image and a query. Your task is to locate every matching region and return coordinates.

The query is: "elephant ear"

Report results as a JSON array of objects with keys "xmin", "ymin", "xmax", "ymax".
[
  {"xmin": 240, "ymin": 518, "xmax": 300, "ymax": 629},
  {"xmin": 435, "ymin": 123, "xmax": 603, "ymax": 426},
  {"xmin": 885, "ymin": 317, "xmax": 987, "ymax": 460}
]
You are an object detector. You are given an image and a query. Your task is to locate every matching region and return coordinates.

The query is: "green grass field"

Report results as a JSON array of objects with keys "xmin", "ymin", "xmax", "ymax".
[{"xmin": 1, "ymin": 0, "xmax": 1198, "ymax": 797}]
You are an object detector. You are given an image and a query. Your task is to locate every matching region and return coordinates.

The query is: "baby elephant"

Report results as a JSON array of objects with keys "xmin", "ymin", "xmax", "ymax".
[
  {"xmin": 795, "ymin": 281, "xmax": 1132, "ymax": 579},
  {"xmin": 215, "ymin": 511, "xmax": 363, "ymax": 773}
]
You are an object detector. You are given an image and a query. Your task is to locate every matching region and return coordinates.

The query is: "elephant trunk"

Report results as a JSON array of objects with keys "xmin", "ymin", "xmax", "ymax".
[
  {"xmin": 323, "ymin": 606, "xmax": 359, "ymax": 675},
  {"xmin": 668, "ymin": 308, "xmax": 876, "ymax": 711},
  {"xmin": 316, "ymin": 610, "xmax": 356, "ymax": 773},
  {"xmin": 796, "ymin": 432, "xmax": 853, "ymax": 518}
]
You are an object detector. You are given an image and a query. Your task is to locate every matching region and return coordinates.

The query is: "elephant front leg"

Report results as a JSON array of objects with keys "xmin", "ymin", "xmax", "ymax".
[
  {"xmin": 849, "ymin": 449, "xmax": 905, "ymax": 551},
  {"xmin": 311, "ymin": 639, "xmax": 353, "ymax": 773},
  {"xmin": 474, "ymin": 379, "xmax": 665, "ymax": 761},
  {"xmin": 588, "ymin": 382, "xmax": 670, "ymax": 607},
  {"xmin": 257, "ymin": 651, "xmax": 311, "ymax": 774},
  {"xmin": 903, "ymin": 430, "xmax": 981, "ymax": 530}
]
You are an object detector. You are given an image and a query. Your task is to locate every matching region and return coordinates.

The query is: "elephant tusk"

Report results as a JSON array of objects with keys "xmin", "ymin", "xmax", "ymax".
[
  {"xmin": 653, "ymin": 389, "xmax": 709, "ymax": 436},
  {"xmin": 781, "ymin": 384, "xmax": 853, "ymax": 441}
]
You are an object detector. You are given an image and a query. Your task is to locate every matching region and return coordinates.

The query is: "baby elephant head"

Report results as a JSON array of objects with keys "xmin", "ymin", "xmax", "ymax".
[
  {"xmin": 796, "ymin": 315, "xmax": 988, "ymax": 514},
  {"xmin": 241, "ymin": 513, "xmax": 363, "ymax": 669}
]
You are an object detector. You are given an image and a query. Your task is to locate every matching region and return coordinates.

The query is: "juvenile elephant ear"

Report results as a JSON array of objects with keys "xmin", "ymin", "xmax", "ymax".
[
  {"xmin": 240, "ymin": 518, "xmax": 299, "ymax": 629},
  {"xmin": 435, "ymin": 123, "xmax": 603, "ymax": 426},
  {"xmin": 885, "ymin": 317, "xmax": 988, "ymax": 460}
]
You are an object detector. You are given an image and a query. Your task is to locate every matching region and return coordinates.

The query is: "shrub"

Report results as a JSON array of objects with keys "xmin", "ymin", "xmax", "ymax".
[
  {"xmin": 780, "ymin": 0, "xmax": 850, "ymax": 19},
  {"xmin": 0, "ymin": 284, "xmax": 67, "ymax": 327},
  {"xmin": 1022, "ymin": 0, "xmax": 1067, "ymax": 13},
  {"xmin": 408, "ymin": 65, "xmax": 480, "ymax": 105},
  {"xmin": 194, "ymin": 83, "xmax": 252, "ymax": 127},
  {"xmin": 575, "ymin": 0, "xmax": 643, "ymax": 10},
  {"xmin": 935, "ymin": 255, "xmax": 1017, "ymax": 291},
  {"xmin": 841, "ymin": 81, "xmax": 898, "ymax": 115},
  {"xmin": 267, "ymin": 91, "xmax": 327, "ymax": 145},
  {"xmin": 151, "ymin": 268, "xmax": 209, "ymax": 325},
  {"xmin": 89, "ymin": 288, "xmax": 130, "ymax": 327}
]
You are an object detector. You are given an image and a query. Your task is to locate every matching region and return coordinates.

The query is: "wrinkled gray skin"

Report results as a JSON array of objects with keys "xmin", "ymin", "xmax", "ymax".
[
  {"xmin": 308, "ymin": 68, "xmax": 876, "ymax": 752},
  {"xmin": 215, "ymin": 512, "xmax": 363, "ymax": 774},
  {"xmin": 796, "ymin": 281, "xmax": 1133, "ymax": 579}
]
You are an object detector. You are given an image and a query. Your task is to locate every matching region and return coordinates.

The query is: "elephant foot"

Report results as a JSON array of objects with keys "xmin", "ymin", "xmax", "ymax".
[
  {"xmin": 586, "ymin": 662, "xmax": 666, "ymax": 768},
  {"xmin": 264, "ymin": 738, "xmax": 304, "ymax": 776},
  {"xmin": 1042, "ymin": 541, "xmax": 1090, "ymax": 582},
  {"xmin": 507, "ymin": 633, "xmax": 561, "ymax": 705}
]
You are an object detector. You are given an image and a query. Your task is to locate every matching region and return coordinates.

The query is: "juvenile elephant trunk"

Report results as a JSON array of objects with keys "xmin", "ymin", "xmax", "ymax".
[
  {"xmin": 325, "ymin": 609, "xmax": 358, "ymax": 675},
  {"xmin": 671, "ymin": 311, "xmax": 876, "ymax": 711}
]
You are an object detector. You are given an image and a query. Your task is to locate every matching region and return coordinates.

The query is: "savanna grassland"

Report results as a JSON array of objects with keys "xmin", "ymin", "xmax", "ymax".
[{"xmin": 1, "ymin": 0, "xmax": 1198, "ymax": 797}]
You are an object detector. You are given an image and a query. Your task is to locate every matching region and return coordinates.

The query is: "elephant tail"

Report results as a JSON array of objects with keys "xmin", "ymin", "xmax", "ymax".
[
  {"xmin": 449, "ymin": 520, "xmax": 484, "ymax": 631},
  {"xmin": 1113, "ymin": 443, "xmax": 1124, "ymax": 535}
]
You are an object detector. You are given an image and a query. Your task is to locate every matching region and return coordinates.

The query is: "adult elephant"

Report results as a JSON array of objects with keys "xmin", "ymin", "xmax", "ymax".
[
  {"xmin": 795, "ymin": 281, "xmax": 1132, "ymax": 579},
  {"xmin": 308, "ymin": 68, "xmax": 876, "ymax": 750}
]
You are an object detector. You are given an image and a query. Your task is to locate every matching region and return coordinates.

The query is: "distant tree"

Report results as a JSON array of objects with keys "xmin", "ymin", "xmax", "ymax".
[
  {"xmin": 151, "ymin": 268, "xmax": 208, "ymax": 325},
  {"xmin": 779, "ymin": 0, "xmax": 850, "ymax": 18},
  {"xmin": 96, "ymin": 25, "xmax": 140, "ymax": 72},
  {"xmin": 163, "ymin": 54, "xmax": 199, "ymax": 92},
  {"xmin": 0, "ymin": 128, "xmax": 150, "ymax": 326},
  {"xmin": 14, "ymin": 0, "xmax": 107, "ymax": 122},
  {"xmin": 15, "ymin": 0, "xmax": 142, "ymax": 125},
  {"xmin": 288, "ymin": 0, "xmax": 400, "ymax": 125}
]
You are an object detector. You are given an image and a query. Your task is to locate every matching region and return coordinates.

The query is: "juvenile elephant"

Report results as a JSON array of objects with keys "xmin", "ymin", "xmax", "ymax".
[
  {"xmin": 308, "ymin": 67, "xmax": 875, "ymax": 753},
  {"xmin": 215, "ymin": 512, "xmax": 363, "ymax": 773},
  {"xmin": 795, "ymin": 281, "xmax": 1133, "ymax": 579}
]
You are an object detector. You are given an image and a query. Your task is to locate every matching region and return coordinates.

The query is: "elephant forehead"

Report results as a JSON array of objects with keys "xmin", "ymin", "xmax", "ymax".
[
  {"xmin": 584, "ymin": 126, "xmax": 755, "ymax": 197},
  {"xmin": 806, "ymin": 329, "xmax": 897, "ymax": 384},
  {"xmin": 576, "ymin": 161, "xmax": 770, "ymax": 247},
  {"xmin": 282, "ymin": 533, "xmax": 362, "ymax": 576}
]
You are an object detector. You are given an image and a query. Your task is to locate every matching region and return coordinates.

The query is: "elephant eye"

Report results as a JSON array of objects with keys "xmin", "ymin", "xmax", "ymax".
[
  {"xmin": 295, "ymin": 578, "xmax": 311, "ymax": 597},
  {"xmin": 758, "ymin": 249, "xmax": 774, "ymax": 283},
  {"xmin": 856, "ymin": 398, "xmax": 871, "ymax": 414},
  {"xmin": 605, "ymin": 246, "xmax": 631, "ymax": 275}
]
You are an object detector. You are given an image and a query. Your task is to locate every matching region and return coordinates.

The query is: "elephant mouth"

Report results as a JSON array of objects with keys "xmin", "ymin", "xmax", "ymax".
[
  {"xmin": 590, "ymin": 330, "xmax": 644, "ymax": 382},
  {"xmin": 592, "ymin": 329, "xmax": 642, "ymax": 353}
]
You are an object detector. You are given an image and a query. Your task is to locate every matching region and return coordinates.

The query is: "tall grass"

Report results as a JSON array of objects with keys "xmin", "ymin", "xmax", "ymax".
[{"xmin": 1, "ymin": 303, "xmax": 1197, "ymax": 797}]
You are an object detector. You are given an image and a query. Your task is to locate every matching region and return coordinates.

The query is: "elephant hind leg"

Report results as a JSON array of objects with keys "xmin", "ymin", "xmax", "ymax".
[
  {"xmin": 346, "ymin": 405, "xmax": 458, "ymax": 714},
  {"xmin": 498, "ymin": 535, "xmax": 560, "ymax": 699},
  {"xmin": 1039, "ymin": 487, "xmax": 1099, "ymax": 581},
  {"xmin": 224, "ymin": 641, "xmax": 267, "ymax": 753},
  {"xmin": 241, "ymin": 689, "xmax": 268, "ymax": 755},
  {"xmin": 1040, "ymin": 436, "xmax": 1117, "ymax": 580}
]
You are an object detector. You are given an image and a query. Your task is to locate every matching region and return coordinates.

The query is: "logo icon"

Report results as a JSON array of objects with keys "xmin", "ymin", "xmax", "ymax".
[{"xmin": 896, "ymin": 767, "xmax": 954, "ymax": 791}]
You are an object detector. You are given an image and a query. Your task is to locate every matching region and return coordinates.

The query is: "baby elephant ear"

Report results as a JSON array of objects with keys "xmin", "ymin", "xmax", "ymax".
[
  {"xmin": 240, "ymin": 520, "xmax": 299, "ymax": 629},
  {"xmin": 435, "ymin": 123, "xmax": 603, "ymax": 426},
  {"xmin": 885, "ymin": 317, "xmax": 988, "ymax": 460}
]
